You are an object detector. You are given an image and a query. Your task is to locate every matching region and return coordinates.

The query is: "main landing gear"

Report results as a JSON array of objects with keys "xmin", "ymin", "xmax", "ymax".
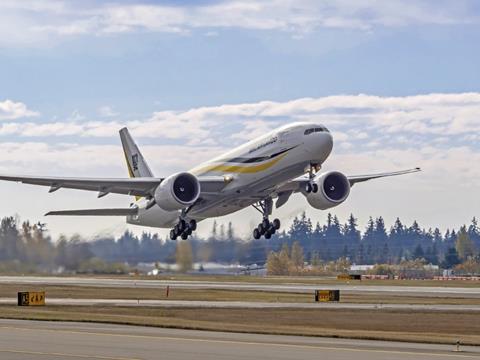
[
  {"xmin": 170, "ymin": 218, "xmax": 197, "ymax": 240},
  {"xmin": 252, "ymin": 198, "xmax": 281, "ymax": 240},
  {"xmin": 170, "ymin": 202, "xmax": 199, "ymax": 240},
  {"xmin": 305, "ymin": 163, "xmax": 320, "ymax": 194}
]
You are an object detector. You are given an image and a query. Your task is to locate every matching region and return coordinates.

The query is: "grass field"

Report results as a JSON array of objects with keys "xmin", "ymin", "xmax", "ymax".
[{"xmin": 68, "ymin": 274, "xmax": 480, "ymax": 288}]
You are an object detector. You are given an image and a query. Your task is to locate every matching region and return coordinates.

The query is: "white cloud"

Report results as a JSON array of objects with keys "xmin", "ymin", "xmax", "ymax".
[
  {"xmin": 98, "ymin": 106, "xmax": 118, "ymax": 118},
  {"xmin": 2, "ymin": 92, "xmax": 479, "ymax": 145},
  {"xmin": 0, "ymin": 0, "xmax": 476, "ymax": 46},
  {"xmin": 0, "ymin": 100, "xmax": 39, "ymax": 120}
]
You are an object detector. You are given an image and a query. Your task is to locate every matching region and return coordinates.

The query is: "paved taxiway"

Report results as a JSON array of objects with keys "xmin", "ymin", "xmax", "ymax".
[
  {"xmin": 0, "ymin": 319, "xmax": 478, "ymax": 360},
  {"xmin": 1, "ymin": 276, "xmax": 480, "ymax": 297},
  {"xmin": 1, "ymin": 297, "xmax": 480, "ymax": 311}
]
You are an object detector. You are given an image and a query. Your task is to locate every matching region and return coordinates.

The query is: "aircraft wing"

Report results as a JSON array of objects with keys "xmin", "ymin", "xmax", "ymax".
[
  {"xmin": 0, "ymin": 174, "xmax": 230, "ymax": 198},
  {"xmin": 273, "ymin": 167, "xmax": 421, "ymax": 207},
  {"xmin": 346, "ymin": 167, "xmax": 421, "ymax": 186},
  {"xmin": 0, "ymin": 174, "xmax": 162, "ymax": 197}
]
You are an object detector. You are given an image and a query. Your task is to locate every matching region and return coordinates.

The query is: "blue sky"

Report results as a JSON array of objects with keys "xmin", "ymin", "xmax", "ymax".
[{"xmin": 0, "ymin": 0, "xmax": 479, "ymax": 239}]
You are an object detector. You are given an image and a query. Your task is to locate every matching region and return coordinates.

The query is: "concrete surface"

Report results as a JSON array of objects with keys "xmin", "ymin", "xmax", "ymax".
[
  {"xmin": 1, "ymin": 297, "xmax": 480, "ymax": 311},
  {"xmin": 0, "ymin": 319, "xmax": 478, "ymax": 360}
]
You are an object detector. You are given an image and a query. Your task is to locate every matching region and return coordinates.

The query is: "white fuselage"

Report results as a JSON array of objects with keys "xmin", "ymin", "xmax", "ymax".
[{"xmin": 127, "ymin": 122, "xmax": 333, "ymax": 228}]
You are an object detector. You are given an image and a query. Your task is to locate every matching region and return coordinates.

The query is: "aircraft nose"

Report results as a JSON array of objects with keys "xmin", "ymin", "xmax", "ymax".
[
  {"xmin": 324, "ymin": 132, "xmax": 333, "ymax": 153},
  {"xmin": 306, "ymin": 132, "xmax": 333, "ymax": 161}
]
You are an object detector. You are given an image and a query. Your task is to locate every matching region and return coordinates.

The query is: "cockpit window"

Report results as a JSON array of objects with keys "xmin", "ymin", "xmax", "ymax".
[{"xmin": 304, "ymin": 127, "xmax": 329, "ymax": 135}]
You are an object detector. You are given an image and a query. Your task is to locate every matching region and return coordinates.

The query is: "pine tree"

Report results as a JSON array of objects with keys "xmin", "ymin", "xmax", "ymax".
[
  {"xmin": 211, "ymin": 220, "xmax": 217, "ymax": 238},
  {"xmin": 413, "ymin": 244, "xmax": 425, "ymax": 259},
  {"xmin": 357, "ymin": 243, "xmax": 365, "ymax": 264},
  {"xmin": 219, "ymin": 223, "xmax": 225, "ymax": 240},
  {"xmin": 343, "ymin": 214, "xmax": 361, "ymax": 257},
  {"xmin": 442, "ymin": 247, "xmax": 461, "ymax": 269},
  {"xmin": 324, "ymin": 214, "xmax": 342, "ymax": 259},
  {"xmin": 227, "ymin": 222, "xmax": 234, "ymax": 240},
  {"xmin": 390, "ymin": 217, "xmax": 406, "ymax": 260},
  {"xmin": 468, "ymin": 217, "xmax": 480, "ymax": 249}
]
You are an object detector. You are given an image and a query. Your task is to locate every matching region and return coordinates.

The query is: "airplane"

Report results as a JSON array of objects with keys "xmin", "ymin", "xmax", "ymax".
[{"xmin": 0, "ymin": 122, "xmax": 420, "ymax": 240}]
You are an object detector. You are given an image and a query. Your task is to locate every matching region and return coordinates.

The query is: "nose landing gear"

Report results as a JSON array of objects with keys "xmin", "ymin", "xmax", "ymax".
[
  {"xmin": 305, "ymin": 163, "xmax": 320, "ymax": 194},
  {"xmin": 252, "ymin": 198, "xmax": 281, "ymax": 239}
]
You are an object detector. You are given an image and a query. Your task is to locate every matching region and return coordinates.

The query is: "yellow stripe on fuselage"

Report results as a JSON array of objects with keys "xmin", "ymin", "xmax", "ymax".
[{"xmin": 193, "ymin": 153, "xmax": 287, "ymax": 176}]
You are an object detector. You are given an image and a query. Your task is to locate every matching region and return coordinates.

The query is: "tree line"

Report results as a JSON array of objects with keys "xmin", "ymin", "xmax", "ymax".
[{"xmin": 0, "ymin": 213, "xmax": 479, "ymax": 273}]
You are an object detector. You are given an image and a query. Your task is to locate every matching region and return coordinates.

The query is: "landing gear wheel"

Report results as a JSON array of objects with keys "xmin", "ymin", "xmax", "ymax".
[
  {"xmin": 257, "ymin": 224, "xmax": 265, "ymax": 235},
  {"xmin": 178, "ymin": 219, "xmax": 186, "ymax": 232},
  {"xmin": 251, "ymin": 198, "xmax": 283, "ymax": 239},
  {"xmin": 262, "ymin": 218, "xmax": 270, "ymax": 230},
  {"xmin": 273, "ymin": 218, "xmax": 281, "ymax": 230},
  {"xmin": 269, "ymin": 225, "xmax": 276, "ymax": 235},
  {"xmin": 169, "ymin": 216, "xmax": 197, "ymax": 241},
  {"xmin": 305, "ymin": 183, "xmax": 313, "ymax": 193},
  {"xmin": 312, "ymin": 183, "xmax": 319, "ymax": 193}
]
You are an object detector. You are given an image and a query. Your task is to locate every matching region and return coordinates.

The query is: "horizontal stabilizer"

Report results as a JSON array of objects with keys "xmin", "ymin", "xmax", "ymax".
[{"xmin": 45, "ymin": 208, "xmax": 138, "ymax": 216}]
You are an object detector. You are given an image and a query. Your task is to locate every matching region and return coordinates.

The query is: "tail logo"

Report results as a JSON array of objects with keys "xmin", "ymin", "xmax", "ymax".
[{"xmin": 132, "ymin": 154, "xmax": 139, "ymax": 171}]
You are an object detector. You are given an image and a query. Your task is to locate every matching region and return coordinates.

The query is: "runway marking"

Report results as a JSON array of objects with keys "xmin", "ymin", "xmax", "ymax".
[
  {"xmin": 0, "ymin": 324, "xmax": 478, "ymax": 358},
  {"xmin": 0, "ymin": 349, "xmax": 140, "ymax": 360}
]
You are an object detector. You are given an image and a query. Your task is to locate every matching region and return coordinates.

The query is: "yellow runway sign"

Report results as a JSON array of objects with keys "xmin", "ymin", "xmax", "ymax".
[
  {"xmin": 17, "ymin": 292, "xmax": 45, "ymax": 306},
  {"xmin": 315, "ymin": 290, "xmax": 340, "ymax": 302}
]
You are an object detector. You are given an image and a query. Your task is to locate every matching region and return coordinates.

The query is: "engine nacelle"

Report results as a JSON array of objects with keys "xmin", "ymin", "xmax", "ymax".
[
  {"xmin": 154, "ymin": 172, "xmax": 200, "ymax": 211},
  {"xmin": 306, "ymin": 171, "xmax": 350, "ymax": 210}
]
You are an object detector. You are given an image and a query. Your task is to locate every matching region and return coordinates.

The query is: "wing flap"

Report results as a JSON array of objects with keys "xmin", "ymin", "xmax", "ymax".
[{"xmin": 46, "ymin": 208, "xmax": 138, "ymax": 216}]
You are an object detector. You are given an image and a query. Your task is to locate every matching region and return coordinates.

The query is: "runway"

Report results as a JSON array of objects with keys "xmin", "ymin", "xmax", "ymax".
[
  {"xmin": 1, "ymin": 297, "xmax": 480, "ymax": 311},
  {"xmin": 1, "ymin": 276, "xmax": 480, "ymax": 297},
  {"xmin": 0, "ymin": 319, "xmax": 478, "ymax": 360}
]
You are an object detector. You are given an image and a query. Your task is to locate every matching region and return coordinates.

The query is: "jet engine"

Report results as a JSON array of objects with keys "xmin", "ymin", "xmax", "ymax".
[
  {"xmin": 305, "ymin": 171, "xmax": 350, "ymax": 210},
  {"xmin": 154, "ymin": 172, "xmax": 201, "ymax": 211}
]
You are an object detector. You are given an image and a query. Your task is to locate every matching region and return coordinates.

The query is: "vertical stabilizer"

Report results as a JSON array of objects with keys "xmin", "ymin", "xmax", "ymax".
[{"xmin": 119, "ymin": 128, "xmax": 154, "ymax": 178}]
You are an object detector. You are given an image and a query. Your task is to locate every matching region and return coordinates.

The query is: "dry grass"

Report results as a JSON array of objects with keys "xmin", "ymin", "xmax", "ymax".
[
  {"xmin": 14, "ymin": 273, "xmax": 480, "ymax": 287},
  {"xmin": 1, "ymin": 283, "xmax": 480, "ymax": 305},
  {"xmin": 1, "ymin": 305, "xmax": 480, "ymax": 345},
  {"xmin": 135, "ymin": 275, "xmax": 480, "ymax": 288}
]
